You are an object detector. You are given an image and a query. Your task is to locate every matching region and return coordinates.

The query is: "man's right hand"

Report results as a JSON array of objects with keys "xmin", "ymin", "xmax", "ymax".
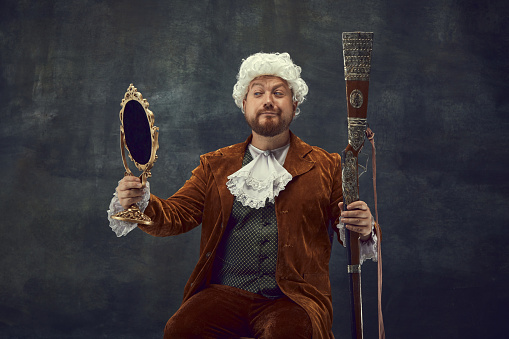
[{"xmin": 116, "ymin": 176, "xmax": 144, "ymax": 210}]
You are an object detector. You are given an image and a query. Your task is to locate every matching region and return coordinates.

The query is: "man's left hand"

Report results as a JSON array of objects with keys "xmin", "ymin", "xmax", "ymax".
[{"xmin": 338, "ymin": 201, "xmax": 373, "ymax": 241}]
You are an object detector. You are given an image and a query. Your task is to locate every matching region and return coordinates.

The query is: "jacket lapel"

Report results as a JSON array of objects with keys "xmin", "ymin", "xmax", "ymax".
[
  {"xmin": 284, "ymin": 131, "xmax": 315, "ymax": 178},
  {"xmin": 205, "ymin": 135, "xmax": 251, "ymax": 227}
]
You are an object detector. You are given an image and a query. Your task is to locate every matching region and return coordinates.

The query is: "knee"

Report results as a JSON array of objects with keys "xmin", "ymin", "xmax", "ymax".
[
  {"xmin": 164, "ymin": 315, "xmax": 200, "ymax": 339},
  {"xmin": 261, "ymin": 316, "xmax": 312, "ymax": 339}
]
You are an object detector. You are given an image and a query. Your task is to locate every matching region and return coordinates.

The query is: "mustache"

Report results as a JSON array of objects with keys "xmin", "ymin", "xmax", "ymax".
[{"xmin": 257, "ymin": 109, "xmax": 281, "ymax": 115}]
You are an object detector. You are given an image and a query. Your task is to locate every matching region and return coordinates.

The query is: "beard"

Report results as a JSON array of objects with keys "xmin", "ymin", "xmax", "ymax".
[{"xmin": 244, "ymin": 110, "xmax": 293, "ymax": 137}]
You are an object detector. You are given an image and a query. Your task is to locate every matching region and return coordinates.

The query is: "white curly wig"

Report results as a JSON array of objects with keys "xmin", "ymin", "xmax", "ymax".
[{"xmin": 232, "ymin": 52, "xmax": 308, "ymax": 116}]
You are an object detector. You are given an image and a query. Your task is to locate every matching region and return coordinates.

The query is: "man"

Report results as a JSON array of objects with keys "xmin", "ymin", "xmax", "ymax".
[{"xmin": 108, "ymin": 52, "xmax": 378, "ymax": 338}]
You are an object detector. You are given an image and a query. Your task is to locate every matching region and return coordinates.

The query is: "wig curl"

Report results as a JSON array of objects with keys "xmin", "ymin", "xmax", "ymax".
[{"xmin": 232, "ymin": 52, "xmax": 308, "ymax": 116}]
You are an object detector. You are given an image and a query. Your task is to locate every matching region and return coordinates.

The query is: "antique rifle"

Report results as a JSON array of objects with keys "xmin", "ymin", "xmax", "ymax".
[{"xmin": 341, "ymin": 31, "xmax": 384, "ymax": 339}]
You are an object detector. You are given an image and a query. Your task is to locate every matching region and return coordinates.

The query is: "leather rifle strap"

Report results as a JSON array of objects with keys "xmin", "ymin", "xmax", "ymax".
[{"xmin": 366, "ymin": 127, "xmax": 385, "ymax": 339}]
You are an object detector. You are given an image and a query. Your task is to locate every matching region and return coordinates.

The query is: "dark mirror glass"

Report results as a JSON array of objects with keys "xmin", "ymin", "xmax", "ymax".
[{"xmin": 123, "ymin": 100, "xmax": 151, "ymax": 165}]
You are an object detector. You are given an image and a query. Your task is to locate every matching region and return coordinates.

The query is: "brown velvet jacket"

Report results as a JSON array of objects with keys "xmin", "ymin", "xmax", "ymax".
[{"xmin": 140, "ymin": 131, "xmax": 344, "ymax": 338}]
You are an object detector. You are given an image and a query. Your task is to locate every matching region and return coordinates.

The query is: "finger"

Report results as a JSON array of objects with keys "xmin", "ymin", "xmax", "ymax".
[
  {"xmin": 341, "ymin": 218, "xmax": 370, "ymax": 228},
  {"xmin": 347, "ymin": 200, "xmax": 368, "ymax": 210},
  {"xmin": 118, "ymin": 188, "xmax": 144, "ymax": 199},
  {"xmin": 342, "ymin": 209, "xmax": 370, "ymax": 218},
  {"xmin": 341, "ymin": 210, "xmax": 371, "ymax": 224},
  {"xmin": 118, "ymin": 179, "xmax": 142, "ymax": 191},
  {"xmin": 123, "ymin": 190, "xmax": 144, "ymax": 198},
  {"xmin": 123, "ymin": 175, "xmax": 141, "ymax": 182},
  {"xmin": 123, "ymin": 176, "xmax": 142, "ymax": 185},
  {"xmin": 120, "ymin": 176, "xmax": 142, "ymax": 187},
  {"xmin": 120, "ymin": 197, "xmax": 142, "ymax": 210}
]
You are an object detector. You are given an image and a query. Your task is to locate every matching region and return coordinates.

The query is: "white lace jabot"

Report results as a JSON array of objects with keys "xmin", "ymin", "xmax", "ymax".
[{"xmin": 226, "ymin": 143, "xmax": 292, "ymax": 209}]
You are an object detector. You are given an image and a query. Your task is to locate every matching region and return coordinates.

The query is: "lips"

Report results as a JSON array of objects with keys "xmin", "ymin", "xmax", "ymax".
[{"xmin": 258, "ymin": 110, "xmax": 279, "ymax": 115}]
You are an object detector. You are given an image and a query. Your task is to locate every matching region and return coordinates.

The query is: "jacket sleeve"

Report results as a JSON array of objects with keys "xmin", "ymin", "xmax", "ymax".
[
  {"xmin": 329, "ymin": 152, "xmax": 344, "ymax": 246},
  {"xmin": 138, "ymin": 156, "xmax": 209, "ymax": 237}
]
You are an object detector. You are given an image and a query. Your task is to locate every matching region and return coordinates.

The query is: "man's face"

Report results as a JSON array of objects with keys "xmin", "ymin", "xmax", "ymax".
[{"xmin": 242, "ymin": 75, "xmax": 298, "ymax": 137}]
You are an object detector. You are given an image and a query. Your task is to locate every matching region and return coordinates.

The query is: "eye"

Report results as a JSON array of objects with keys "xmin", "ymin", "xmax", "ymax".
[
  {"xmin": 253, "ymin": 91, "xmax": 263, "ymax": 97},
  {"xmin": 274, "ymin": 91, "xmax": 284, "ymax": 97}
]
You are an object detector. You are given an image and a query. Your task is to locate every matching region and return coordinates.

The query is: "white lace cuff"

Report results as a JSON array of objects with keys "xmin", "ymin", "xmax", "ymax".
[
  {"xmin": 107, "ymin": 181, "xmax": 151, "ymax": 237},
  {"xmin": 337, "ymin": 219, "xmax": 378, "ymax": 264}
]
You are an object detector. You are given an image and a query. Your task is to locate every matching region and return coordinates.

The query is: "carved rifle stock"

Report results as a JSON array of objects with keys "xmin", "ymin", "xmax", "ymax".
[{"xmin": 341, "ymin": 31, "xmax": 381, "ymax": 339}]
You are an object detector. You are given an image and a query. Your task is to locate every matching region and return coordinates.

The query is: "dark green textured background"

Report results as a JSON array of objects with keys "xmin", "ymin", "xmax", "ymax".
[{"xmin": 1, "ymin": 0, "xmax": 508, "ymax": 338}]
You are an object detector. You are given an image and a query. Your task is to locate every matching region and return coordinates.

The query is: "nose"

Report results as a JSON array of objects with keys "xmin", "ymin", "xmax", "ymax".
[{"xmin": 263, "ymin": 94, "xmax": 274, "ymax": 109}]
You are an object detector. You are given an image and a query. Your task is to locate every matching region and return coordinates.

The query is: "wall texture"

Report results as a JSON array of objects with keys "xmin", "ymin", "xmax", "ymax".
[{"xmin": 1, "ymin": 0, "xmax": 508, "ymax": 338}]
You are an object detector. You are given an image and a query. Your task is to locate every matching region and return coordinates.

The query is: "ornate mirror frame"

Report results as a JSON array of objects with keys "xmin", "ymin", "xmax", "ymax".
[
  {"xmin": 111, "ymin": 84, "xmax": 159, "ymax": 225},
  {"xmin": 120, "ymin": 84, "xmax": 159, "ymax": 185}
]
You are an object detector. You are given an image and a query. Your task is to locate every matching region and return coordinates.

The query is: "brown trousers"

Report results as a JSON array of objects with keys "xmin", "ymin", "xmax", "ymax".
[{"xmin": 164, "ymin": 284, "xmax": 312, "ymax": 339}]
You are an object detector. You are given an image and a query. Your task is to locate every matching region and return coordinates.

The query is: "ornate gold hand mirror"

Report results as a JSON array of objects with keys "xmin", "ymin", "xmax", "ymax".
[{"xmin": 111, "ymin": 84, "xmax": 159, "ymax": 225}]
